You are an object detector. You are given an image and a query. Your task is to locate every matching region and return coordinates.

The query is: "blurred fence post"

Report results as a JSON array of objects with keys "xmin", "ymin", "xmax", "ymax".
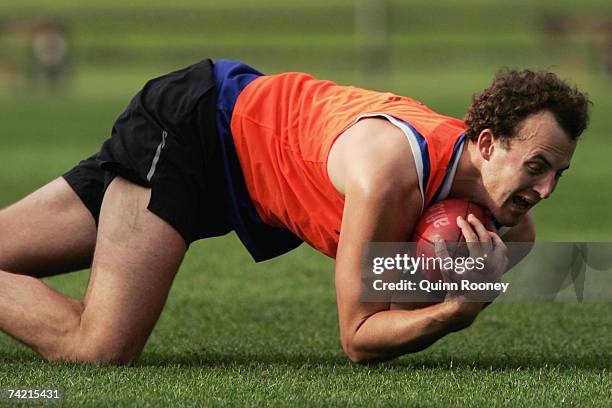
[{"xmin": 355, "ymin": 0, "xmax": 389, "ymax": 86}]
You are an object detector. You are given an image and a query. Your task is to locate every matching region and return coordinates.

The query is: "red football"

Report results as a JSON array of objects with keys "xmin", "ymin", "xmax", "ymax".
[{"xmin": 411, "ymin": 199, "xmax": 494, "ymax": 281}]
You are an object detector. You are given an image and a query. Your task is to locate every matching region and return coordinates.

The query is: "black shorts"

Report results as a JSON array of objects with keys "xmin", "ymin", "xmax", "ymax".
[{"xmin": 63, "ymin": 59, "xmax": 232, "ymax": 246}]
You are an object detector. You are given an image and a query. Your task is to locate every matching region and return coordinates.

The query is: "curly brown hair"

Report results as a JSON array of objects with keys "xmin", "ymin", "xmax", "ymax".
[{"xmin": 464, "ymin": 69, "xmax": 591, "ymax": 145}]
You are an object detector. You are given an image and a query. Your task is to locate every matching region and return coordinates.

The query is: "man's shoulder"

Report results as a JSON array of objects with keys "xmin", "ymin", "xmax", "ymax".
[{"xmin": 328, "ymin": 117, "xmax": 420, "ymax": 201}]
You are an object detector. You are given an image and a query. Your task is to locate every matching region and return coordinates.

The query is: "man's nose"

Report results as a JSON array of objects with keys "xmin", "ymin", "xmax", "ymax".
[{"xmin": 533, "ymin": 173, "xmax": 557, "ymax": 199}]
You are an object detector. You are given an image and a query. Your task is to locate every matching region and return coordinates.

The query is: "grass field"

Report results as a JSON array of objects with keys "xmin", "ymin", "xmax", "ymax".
[{"xmin": 1, "ymin": 1, "xmax": 612, "ymax": 406}]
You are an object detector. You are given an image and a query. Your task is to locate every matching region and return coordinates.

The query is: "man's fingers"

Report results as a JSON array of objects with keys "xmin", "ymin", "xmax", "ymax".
[
  {"xmin": 489, "ymin": 231, "xmax": 505, "ymax": 246},
  {"xmin": 439, "ymin": 264, "xmax": 454, "ymax": 283},
  {"xmin": 434, "ymin": 236, "xmax": 450, "ymax": 258},
  {"xmin": 467, "ymin": 213, "xmax": 493, "ymax": 251},
  {"xmin": 488, "ymin": 231, "xmax": 509, "ymax": 274},
  {"xmin": 489, "ymin": 231, "xmax": 507, "ymax": 255},
  {"xmin": 457, "ymin": 215, "xmax": 483, "ymax": 258},
  {"xmin": 457, "ymin": 216, "xmax": 478, "ymax": 242},
  {"xmin": 434, "ymin": 237, "xmax": 454, "ymax": 282}
]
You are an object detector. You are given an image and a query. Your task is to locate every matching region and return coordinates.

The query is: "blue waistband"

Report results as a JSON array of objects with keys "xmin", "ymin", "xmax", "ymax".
[{"xmin": 213, "ymin": 59, "xmax": 303, "ymax": 262}]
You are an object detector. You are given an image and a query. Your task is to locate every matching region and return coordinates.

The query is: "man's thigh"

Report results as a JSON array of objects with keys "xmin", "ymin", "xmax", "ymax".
[
  {"xmin": 0, "ymin": 177, "xmax": 97, "ymax": 276},
  {"xmin": 75, "ymin": 176, "xmax": 187, "ymax": 363}
]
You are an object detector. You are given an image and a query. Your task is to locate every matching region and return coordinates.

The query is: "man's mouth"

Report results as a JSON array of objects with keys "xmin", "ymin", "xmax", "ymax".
[{"xmin": 511, "ymin": 195, "xmax": 536, "ymax": 211}]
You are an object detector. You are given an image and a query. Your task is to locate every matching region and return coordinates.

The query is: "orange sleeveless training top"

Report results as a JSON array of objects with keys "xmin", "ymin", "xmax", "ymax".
[{"xmin": 230, "ymin": 72, "xmax": 466, "ymax": 258}]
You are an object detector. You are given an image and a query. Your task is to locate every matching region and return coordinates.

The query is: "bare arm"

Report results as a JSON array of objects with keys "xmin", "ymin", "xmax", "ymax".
[
  {"xmin": 335, "ymin": 183, "xmax": 480, "ymax": 363},
  {"xmin": 331, "ymin": 119, "xmax": 480, "ymax": 364}
]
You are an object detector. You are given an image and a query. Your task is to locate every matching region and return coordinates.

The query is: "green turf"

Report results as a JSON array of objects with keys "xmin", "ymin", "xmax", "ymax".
[
  {"xmin": 1, "ymin": 0, "xmax": 612, "ymax": 406},
  {"xmin": 2, "ymin": 239, "xmax": 612, "ymax": 406}
]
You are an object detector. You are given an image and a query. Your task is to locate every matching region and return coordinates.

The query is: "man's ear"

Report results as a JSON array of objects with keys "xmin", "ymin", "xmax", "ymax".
[{"xmin": 477, "ymin": 129, "xmax": 496, "ymax": 161}]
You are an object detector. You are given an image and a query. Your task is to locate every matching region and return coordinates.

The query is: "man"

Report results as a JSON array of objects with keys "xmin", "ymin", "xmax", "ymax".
[{"xmin": 0, "ymin": 60, "xmax": 590, "ymax": 364}]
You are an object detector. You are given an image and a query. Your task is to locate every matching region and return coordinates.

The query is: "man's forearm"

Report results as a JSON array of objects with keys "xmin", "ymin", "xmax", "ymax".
[{"xmin": 345, "ymin": 299, "xmax": 481, "ymax": 363}]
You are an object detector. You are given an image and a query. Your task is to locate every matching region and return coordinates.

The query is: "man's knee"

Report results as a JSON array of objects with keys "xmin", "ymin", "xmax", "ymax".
[
  {"xmin": 49, "ymin": 328, "xmax": 142, "ymax": 366},
  {"xmin": 39, "ymin": 301, "xmax": 141, "ymax": 366},
  {"xmin": 66, "ymin": 341, "xmax": 141, "ymax": 366}
]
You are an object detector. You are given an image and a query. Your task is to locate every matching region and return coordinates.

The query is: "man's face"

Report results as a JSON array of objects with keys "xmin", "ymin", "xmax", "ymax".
[{"xmin": 480, "ymin": 110, "xmax": 577, "ymax": 226}]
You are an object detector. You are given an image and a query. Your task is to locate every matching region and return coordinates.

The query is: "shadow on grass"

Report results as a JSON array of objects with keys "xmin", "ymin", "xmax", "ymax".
[
  {"xmin": 0, "ymin": 350, "xmax": 46, "ymax": 364},
  {"xmin": 394, "ymin": 354, "xmax": 612, "ymax": 371},
  {"xmin": 139, "ymin": 350, "xmax": 350, "ymax": 368},
  {"xmin": 138, "ymin": 350, "xmax": 612, "ymax": 371},
  {"xmin": 2, "ymin": 349, "xmax": 611, "ymax": 371}
]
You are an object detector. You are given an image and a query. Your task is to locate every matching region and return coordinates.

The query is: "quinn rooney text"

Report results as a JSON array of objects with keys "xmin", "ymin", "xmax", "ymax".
[{"xmin": 372, "ymin": 279, "xmax": 510, "ymax": 293}]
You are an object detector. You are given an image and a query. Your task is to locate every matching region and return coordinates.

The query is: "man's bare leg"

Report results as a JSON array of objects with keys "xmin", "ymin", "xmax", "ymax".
[
  {"xmin": 0, "ymin": 176, "xmax": 187, "ymax": 363},
  {"xmin": 0, "ymin": 177, "xmax": 97, "ymax": 276}
]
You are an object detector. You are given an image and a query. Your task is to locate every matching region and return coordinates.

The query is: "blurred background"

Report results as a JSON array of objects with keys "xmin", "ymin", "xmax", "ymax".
[
  {"xmin": 1, "ymin": 3, "xmax": 612, "ymax": 391},
  {"xmin": 0, "ymin": 0, "xmax": 611, "ymax": 241}
]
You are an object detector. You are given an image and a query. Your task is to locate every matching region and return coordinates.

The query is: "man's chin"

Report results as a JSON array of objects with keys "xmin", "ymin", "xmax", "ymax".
[{"xmin": 491, "ymin": 207, "xmax": 524, "ymax": 227}]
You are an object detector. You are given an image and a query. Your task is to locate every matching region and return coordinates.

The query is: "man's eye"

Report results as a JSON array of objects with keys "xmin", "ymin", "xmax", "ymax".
[{"xmin": 527, "ymin": 163, "xmax": 544, "ymax": 174}]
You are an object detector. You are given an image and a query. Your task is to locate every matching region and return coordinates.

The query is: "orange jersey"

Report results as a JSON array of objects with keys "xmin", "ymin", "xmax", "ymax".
[{"xmin": 230, "ymin": 72, "xmax": 466, "ymax": 258}]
